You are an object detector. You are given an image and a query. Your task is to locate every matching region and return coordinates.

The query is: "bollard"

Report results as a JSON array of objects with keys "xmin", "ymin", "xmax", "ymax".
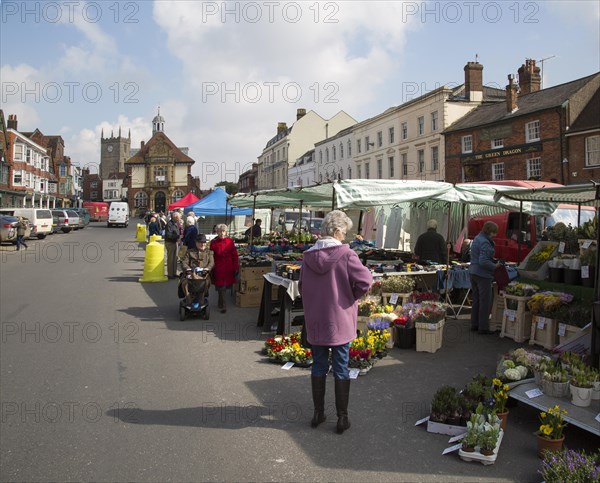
[
  {"xmin": 139, "ymin": 241, "xmax": 168, "ymax": 282},
  {"xmin": 149, "ymin": 234, "xmax": 163, "ymax": 244},
  {"xmin": 136, "ymin": 224, "xmax": 147, "ymax": 242}
]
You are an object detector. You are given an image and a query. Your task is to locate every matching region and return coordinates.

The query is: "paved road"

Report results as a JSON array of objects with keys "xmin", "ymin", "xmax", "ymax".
[{"xmin": 1, "ymin": 224, "xmax": 598, "ymax": 482}]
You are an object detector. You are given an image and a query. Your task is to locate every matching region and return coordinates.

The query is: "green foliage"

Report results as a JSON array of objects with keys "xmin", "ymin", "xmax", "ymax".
[
  {"xmin": 215, "ymin": 181, "xmax": 239, "ymax": 195},
  {"xmin": 576, "ymin": 216, "xmax": 597, "ymax": 239},
  {"xmin": 547, "ymin": 223, "xmax": 579, "ymax": 254}
]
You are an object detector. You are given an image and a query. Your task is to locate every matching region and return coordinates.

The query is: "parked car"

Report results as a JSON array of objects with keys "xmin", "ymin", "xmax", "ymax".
[
  {"xmin": 291, "ymin": 217, "xmax": 324, "ymax": 236},
  {"xmin": 51, "ymin": 210, "xmax": 72, "ymax": 233},
  {"xmin": 69, "ymin": 208, "xmax": 90, "ymax": 226},
  {"xmin": 0, "ymin": 215, "xmax": 32, "ymax": 243},
  {"xmin": 65, "ymin": 210, "xmax": 81, "ymax": 230},
  {"xmin": 0, "ymin": 208, "xmax": 52, "ymax": 239}
]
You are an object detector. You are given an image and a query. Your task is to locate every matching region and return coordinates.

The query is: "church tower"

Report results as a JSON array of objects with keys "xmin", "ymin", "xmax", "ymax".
[{"xmin": 100, "ymin": 127, "xmax": 131, "ymax": 179}]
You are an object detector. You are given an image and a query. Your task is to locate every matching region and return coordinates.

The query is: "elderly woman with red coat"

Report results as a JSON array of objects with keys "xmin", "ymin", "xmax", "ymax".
[{"xmin": 210, "ymin": 223, "xmax": 239, "ymax": 313}]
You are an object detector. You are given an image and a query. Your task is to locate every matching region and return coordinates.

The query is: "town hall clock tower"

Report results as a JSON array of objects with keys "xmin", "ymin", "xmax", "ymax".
[{"xmin": 100, "ymin": 127, "xmax": 131, "ymax": 179}]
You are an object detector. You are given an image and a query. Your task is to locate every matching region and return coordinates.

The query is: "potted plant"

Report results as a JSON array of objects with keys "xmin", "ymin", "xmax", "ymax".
[
  {"xmin": 429, "ymin": 386, "xmax": 461, "ymax": 425},
  {"xmin": 542, "ymin": 363, "xmax": 570, "ymax": 398},
  {"xmin": 539, "ymin": 449, "xmax": 600, "ymax": 482},
  {"xmin": 380, "ymin": 275, "xmax": 415, "ymax": 305},
  {"xmin": 537, "ymin": 405, "xmax": 568, "ymax": 458},
  {"xmin": 504, "ymin": 282, "xmax": 540, "ymax": 309},
  {"xmin": 411, "ymin": 302, "xmax": 447, "ymax": 353},
  {"xmin": 391, "ymin": 315, "xmax": 415, "ymax": 349},
  {"xmin": 478, "ymin": 427, "xmax": 500, "ymax": 456},
  {"xmin": 461, "ymin": 426, "xmax": 478, "ymax": 453},
  {"xmin": 569, "ymin": 368, "xmax": 594, "ymax": 407},
  {"xmin": 492, "ymin": 378, "xmax": 510, "ymax": 431}
]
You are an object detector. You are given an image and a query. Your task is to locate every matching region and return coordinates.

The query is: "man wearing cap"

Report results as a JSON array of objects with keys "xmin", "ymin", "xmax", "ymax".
[
  {"xmin": 180, "ymin": 234, "xmax": 215, "ymax": 301},
  {"xmin": 414, "ymin": 219, "xmax": 447, "ymax": 264}
]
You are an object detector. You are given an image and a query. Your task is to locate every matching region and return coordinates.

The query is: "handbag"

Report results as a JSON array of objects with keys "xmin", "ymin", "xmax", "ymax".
[{"xmin": 178, "ymin": 244, "xmax": 188, "ymax": 259}]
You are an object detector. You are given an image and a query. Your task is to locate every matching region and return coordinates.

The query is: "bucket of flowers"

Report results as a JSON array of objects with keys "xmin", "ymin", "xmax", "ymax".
[{"xmin": 409, "ymin": 301, "xmax": 447, "ymax": 353}]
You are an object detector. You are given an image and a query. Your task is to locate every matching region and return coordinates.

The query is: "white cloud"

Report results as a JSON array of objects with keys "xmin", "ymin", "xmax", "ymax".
[{"xmin": 151, "ymin": 0, "xmax": 413, "ymax": 187}]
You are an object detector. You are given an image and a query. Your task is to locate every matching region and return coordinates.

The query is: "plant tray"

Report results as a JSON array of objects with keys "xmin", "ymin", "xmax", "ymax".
[
  {"xmin": 517, "ymin": 241, "xmax": 559, "ymax": 281},
  {"xmin": 426, "ymin": 419, "xmax": 467, "ymax": 436},
  {"xmin": 381, "ymin": 293, "xmax": 411, "ymax": 307},
  {"xmin": 459, "ymin": 429, "xmax": 504, "ymax": 465}
]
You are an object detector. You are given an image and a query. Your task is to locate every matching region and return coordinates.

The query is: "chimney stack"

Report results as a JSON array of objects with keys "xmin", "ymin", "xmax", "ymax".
[
  {"xmin": 7, "ymin": 114, "xmax": 18, "ymax": 130},
  {"xmin": 464, "ymin": 61, "xmax": 483, "ymax": 102},
  {"xmin": 277, "ymin": 122, "xmax": 287, "ymax": 134},
  {"xmin": 518, "ymin": 59, "xmax": 541, "ymax": 95},
  {"xmin": 296, "ymin": 108, "xmax": 306, "ymax": 121},
  {"xmin": 141, "ymin": 140, "xmax": 145, "ymax": 149},
  {"xmin": 506, "ymin": 74, "xmax": 518, "ymax": 112}
]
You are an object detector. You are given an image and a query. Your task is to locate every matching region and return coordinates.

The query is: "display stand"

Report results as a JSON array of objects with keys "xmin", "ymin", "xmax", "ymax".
[
  {"xmin": 529, "ymin": 315, "xmax": 557, "ymax": 349},
  {"xmin": 257, "ymin": 274, "xmax": 303, "ymax": 335},
  {"xmin": 500, "ymin": 294, "xmax": 532, "ymax": 343}
]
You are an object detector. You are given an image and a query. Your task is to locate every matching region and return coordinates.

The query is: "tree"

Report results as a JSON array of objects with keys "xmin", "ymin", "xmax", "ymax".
[{"xmin": 215, "ymin": 181, "xmax": 239, "ymax": 195}]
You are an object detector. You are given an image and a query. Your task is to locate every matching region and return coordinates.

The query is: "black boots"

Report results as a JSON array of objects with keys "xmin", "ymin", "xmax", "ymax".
[
  {"xmin": 310, "ymin": 375, "xmax": 327, "ymax": 428},
  {"xmin": 334, "ymin": 378, "xmax": 351, "ymax": 434},
  {"xmin": 217, "ymin": 290, "xmax": 226, "ymax": 313}
]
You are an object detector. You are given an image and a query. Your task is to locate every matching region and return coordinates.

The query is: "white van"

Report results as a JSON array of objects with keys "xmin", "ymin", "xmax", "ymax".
[
  {"xmin": 107, "ymin": 202, "xmax": 129, "ymax": 228},
  {"xmin": 0, "ymin": 208, "xmax": 53, "ymax": 238}
]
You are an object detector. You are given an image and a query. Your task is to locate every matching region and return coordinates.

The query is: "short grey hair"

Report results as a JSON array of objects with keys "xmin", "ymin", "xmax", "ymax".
[
  {"xmin": 215, "ymin": 223, "xmax": 227, "ymax": 232},
  {"xmin": 427, "ymin": 219, "xmax": 438, "ymax": 230},
  {"xmin": 320, "ymin": 210, "xmax": 352, "ymax": 237},
  {"xmin": 186, "ymin": 216, "xmax": 196, "ymax": 226}
]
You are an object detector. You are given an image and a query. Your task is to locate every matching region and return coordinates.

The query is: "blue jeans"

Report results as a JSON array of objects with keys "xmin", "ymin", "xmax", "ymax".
[
  {"xmin": 16, "ymin": 235, "xmax": 28, "ymax": 250},
  {"xmin": 470, "ymin": 274, "xmax": 492, "ymax": 331},
  {"xmin": 311, "ymin": 343, "xmax": 350, "ymax": 379}
]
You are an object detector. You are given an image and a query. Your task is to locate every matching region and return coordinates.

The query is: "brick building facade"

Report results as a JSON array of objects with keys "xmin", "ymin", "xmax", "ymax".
[{"xmin": 445, "ymin": 60, "xmax": 600, "ymax": 184}]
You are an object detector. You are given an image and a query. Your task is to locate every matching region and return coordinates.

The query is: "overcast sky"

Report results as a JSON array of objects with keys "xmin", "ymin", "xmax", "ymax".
[{"xmin": 1, "ymin": 0, "xmax": 599, "ymax": 188}]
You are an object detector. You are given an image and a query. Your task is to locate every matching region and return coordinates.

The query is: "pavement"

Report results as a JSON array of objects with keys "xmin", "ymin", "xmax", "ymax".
[{"xmin": 1, "ymin": 224, "xmax": 598, "ymax": 482}]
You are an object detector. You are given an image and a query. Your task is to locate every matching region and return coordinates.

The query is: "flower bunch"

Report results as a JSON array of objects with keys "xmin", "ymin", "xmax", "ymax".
[
  {"xmin": 375, "ymin": 304, "xmax": 395, "ymax": 314},
  {"xmin": 367, "ymin": 318, "xmax": 391, "ymax": 331},
  {"xmin": 392, "ymin": 316, "xmax": 409, "ymax": 327},
  {"xmin": 380, "ymin": 275, "xmax": 415, "ymax": 294},
  {"xmin": 351, "ymin": 330, "xmax": 390, "ymax": 354},
  {"xmin": 492, "ymin": 378, "xmax": 509, "ymax": 413},
  {"xmin": 499, "ymin": 359, "xmax": 529, "ymax": 381},
  {"xmin": 409, "ymin": 291, "xmax": 439, "ymax": 303},
  {"xmin": 533, "ymin": 244, "xmax": 557, "ymax": 262},
  {"xmin": 504, "ymin": 281, "xmax": 540, "ymax": 297},
  {"xmin": 358, "ymin": 300, "xmax": 377, "ymax": 317},
  {"xmin": 368, "ymin": 280, "xmax": 382, "ymax": 296},
  {"xmin": 349, "ymin": 348, "xmax": 373, "ymax": 369},
  {"xmin": 527, "ymin": 291, "xmax": 574, "ymax": 316},
  {"xmin": 397, "ymin": 302, "xmax": 446, "ymax": 325},
  {"xmin": 510, "ymin": 348, "xmax": 543, "ymax": 374},
  {"xmin": 539, "ymin": 405, "xmax": 568, "ymax": 440},
  {"xmin": 539, "ymin": 449, "xmax": 600, "ymax": 483}
]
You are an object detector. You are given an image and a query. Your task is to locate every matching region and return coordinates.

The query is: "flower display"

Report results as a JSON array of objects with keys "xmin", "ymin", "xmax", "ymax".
[
  {"xmin": 527, "ymin": 291, "xmax": 574, "ymax": 316},
  {"xmin": 358, "ymin": 300, "xmax": 377, "ymax": 317},
  {"xmin": 538, "ymin": 405, "xmax": 568, "ymax": 440},
  {"xmin": 380, "ymin": 275, "xmax": 415, "ymax": 294},
  {"xmin": 539, "ymin": 449, "xmax": 600, "ymax": 482},
  {"xmin": 263, "ymin": 332, "xmax": 312, "ymax": 365},
  {"xmin": 524, "ymin": 244, "xmax": 558, "ymax": 271},
  {"xmin": 398, "ymin": 301, "xmax": 447, "ymax": 325}
]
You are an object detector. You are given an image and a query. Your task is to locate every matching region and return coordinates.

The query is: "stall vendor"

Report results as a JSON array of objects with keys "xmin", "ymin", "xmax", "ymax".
[{"xmin": 414, "ymin": 219, "xmax": 447, "ymax": 264}]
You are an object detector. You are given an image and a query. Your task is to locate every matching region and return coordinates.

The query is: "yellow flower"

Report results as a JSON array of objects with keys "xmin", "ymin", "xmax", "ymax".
[
  {"xmin": 542, "ymin": 425, "xmax": 553, "ymax": 436},
  {"xmin": 492, "ymin": 378, "xmax": 502, "ymax": 386},
  {"xmin": 540, "ymin": 412, "xmax": 546, "ymax": 419},
  {"xmin": 503, "ymin": 385, "xmax": 509, "ymax": 391},
  {"xmin": 292, "ymin": 343, "xmax": 300, "ymax": 350}
]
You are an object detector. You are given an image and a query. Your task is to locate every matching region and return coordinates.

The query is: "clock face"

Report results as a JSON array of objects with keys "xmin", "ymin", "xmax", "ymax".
[{"xmin": 107, "ymin": 145, "xmax": 113, "ymax": 152}]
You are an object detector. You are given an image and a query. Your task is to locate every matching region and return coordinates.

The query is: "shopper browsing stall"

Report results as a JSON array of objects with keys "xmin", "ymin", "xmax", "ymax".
[
  {"xmin": 299, "ymin": 210, "xmax": 373, "ymax": 434},
  {"xmin": 469, "ymin": 221, "xmax": 500, "ymax": 334},
  {"xmin": 414, "ymin": 219, "xmax": 447, "ymax": 264}
]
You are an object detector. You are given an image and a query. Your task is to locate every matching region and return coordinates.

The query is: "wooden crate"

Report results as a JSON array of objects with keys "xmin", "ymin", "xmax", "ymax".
[
  {"xmin": 558, "ymin": 323, "xmax": 581, "ymax": 344},
  {"xmin": 529, "ymin": 315, "xmax": 557, "ymax": 349},
  {"xmin": 490, "ymin": 284, "xmax": 504, "ymax": 332},
  {"xmin": 381, "ymin": 293, "xmax": 411, "ymax": 307},
  {"xmin": 235, "ymin": 291, "xmax": 262, "ymax": 308},
  {"xmin": 500, "ymin": 294, "xmax": 532, "ymax": 343}
]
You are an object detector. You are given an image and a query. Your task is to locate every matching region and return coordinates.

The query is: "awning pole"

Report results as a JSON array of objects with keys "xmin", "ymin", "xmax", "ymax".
[
  {"xmin": 518, "ymin": 201, "xmax": 523, "ymax": 262},
  {"xmin": 249, "ymin": 194, "xmax": 257, "ymax": 245}
]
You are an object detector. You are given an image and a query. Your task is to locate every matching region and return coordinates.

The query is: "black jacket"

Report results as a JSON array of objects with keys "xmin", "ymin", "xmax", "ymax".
[{"xmin": 414, "ymin": 228, "xmax": 447, "ymax": 264}]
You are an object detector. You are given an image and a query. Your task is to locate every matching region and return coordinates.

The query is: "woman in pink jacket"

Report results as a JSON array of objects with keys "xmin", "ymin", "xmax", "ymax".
[{"xmin": 299, "ymin": 210, "xmax": 372, "ymax": 434}]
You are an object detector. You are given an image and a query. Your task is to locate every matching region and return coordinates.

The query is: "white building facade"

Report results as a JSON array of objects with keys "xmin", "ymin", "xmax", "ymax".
[
  {"xmin": 288, "ymin": 149, "xmax": 315, "ymax": 188},
  {"xmin": 314, "ymin": 126, "xmax": 355, "ymax": 183},
  {"xmin": 257, "ymin": 109, "xmax": 357, "ymax": 190}
]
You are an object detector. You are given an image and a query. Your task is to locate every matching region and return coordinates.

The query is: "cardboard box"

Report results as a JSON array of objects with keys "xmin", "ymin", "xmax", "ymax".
[
  {"xmin": 235, "ymin": 291, "xmax": 262, "ymax": 308},
  {"xmin": 416, "ymin": 320, "xmax": 445, "ymax": 353},
  {"xmin": 426, "ymin": 419, "xmax": 467, "ymax": 436},
  {"xmin": 240, "ymin": 266, "xmax": 271, "ymax": 281}
]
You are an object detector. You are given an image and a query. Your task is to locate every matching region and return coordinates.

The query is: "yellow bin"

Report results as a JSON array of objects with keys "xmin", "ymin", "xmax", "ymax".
[{"xmin": 149, "ymin": 234, "xmax": 163, "ymax": 244}]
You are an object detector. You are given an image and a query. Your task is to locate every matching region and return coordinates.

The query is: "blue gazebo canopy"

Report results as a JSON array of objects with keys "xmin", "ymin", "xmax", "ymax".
[{"xmin": 186, "ymin": 187, "xmax": 252, "ymax": 216}]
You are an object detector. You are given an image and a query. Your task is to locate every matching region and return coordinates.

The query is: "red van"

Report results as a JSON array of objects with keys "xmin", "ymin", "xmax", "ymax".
[{"xmin": 83, "ymin": 202, "xmax": 109, "ymax": 222}]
